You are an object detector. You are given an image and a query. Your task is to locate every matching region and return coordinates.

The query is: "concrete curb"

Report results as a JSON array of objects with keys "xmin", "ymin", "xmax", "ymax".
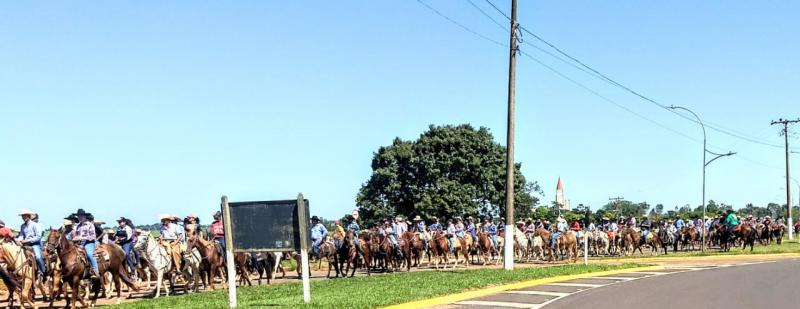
[{"xmin": 380, "ymin": 265, "xmax": 664, "ymax": 309}]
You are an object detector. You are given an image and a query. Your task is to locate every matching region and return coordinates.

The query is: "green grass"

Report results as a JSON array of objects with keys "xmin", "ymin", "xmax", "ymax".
[
  {"xmin": 597, "ymin": 241, "xmax": 800, "ymax": 259},
  {"xmin": 110, "ymin": 263, "xmax": 643, "ymax": 309}
]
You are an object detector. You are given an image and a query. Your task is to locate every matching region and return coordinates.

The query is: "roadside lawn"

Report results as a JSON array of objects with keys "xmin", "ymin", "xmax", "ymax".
[
  {"xmin": 110, "ymin": 263, "xmax": 643, "ymax": 309},
  {"xmin": 595, "ymin": 241, "xmax": 800, "ymax": 260}
]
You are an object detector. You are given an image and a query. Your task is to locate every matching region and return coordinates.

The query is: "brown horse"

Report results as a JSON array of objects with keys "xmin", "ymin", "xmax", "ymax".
[
  {"xmin": 454, "ymin": 234, "xmax": 473, "ymax": 268},
  {"xmin": 94, "ymin": 242, "xmax": 139, "ymax": 304},
  {"xmin": 234, "ymin": 253, "xmax": 252, "ymax": 286},
  {"xmin": 45, "ymin": 228, "xmax": 104, "ymax": 309},
  {"xmin": 533, "ymin": 228, "xmax": 554, "ymax": 262},
  {"xmin": 429, "ymin": 231, "xmax": 450, "ymax": 270},
  {"xmin": 337, "ymin": 231, "xmax": 370, "ymax": 277},
  {"xmin": 400, "ymin": 232, "xmax": 417, "ymax": 271},
  {"xmin": 735, "ymin": 224, "xmax": 756, "ymax": 252},
  {"xmin": 313, "ymin": 236, "xmax": 340, "ymax": 278},
  {"xmin": 770, "ymin": 224, "xmax": 785, "ymax": 245},
  {"xmin": 680, "ymin": 227, "xmax": 699, "ymax": 251},
  {"xmin": 620, "ymin": 227, "xmax": 643, "ymax": 256},
  {"xmin": 755, "ymin": 223, "xmax": 771, "ymax": 245},
  {"xmin": 557, "ymin": 231, "xmax": 578, "ymax": 263},
  {"xmin": 185, "ymin": 235, "xmax": 226, "ymax": 291}
]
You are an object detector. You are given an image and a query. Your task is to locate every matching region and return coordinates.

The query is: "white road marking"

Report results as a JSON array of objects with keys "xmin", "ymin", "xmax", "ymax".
[
  {"xmin": 457, "ymin": 300, "xmax": 541, "ymax": 308},
  {"xmin": 544, "ymin": 282, "xmax": 603, "ymax": 288},
  {"xmin": 587, "ymin": 276, "xmax": 634, "ymax": 280},
  {"xmin": 631, "ymin": 271, "xmax": 668, "ymax": 275},
  {"xmin": 505, "ymin": 290, "xmax": 570, "ymax": 297}
]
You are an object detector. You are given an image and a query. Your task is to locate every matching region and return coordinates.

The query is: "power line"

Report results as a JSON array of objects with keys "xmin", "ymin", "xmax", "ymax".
[
  {"xmin": 483, "ymin": 0, "xmax": 792, "ymax": 150},
  {"xmin": 419, "ymin": 0, "xmax": 784, "ymax": 170}
]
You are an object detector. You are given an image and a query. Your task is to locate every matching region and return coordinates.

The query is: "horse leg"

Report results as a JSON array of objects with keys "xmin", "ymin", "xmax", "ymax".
[{"xmin": 154, "ymin": 270, "xmax": 162, "ymax": 298}]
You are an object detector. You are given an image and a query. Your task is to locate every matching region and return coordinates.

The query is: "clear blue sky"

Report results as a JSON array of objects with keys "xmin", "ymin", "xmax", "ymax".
[{"xmin": 2, "ymin": 1, "xmax": 798, "ymax": 229}]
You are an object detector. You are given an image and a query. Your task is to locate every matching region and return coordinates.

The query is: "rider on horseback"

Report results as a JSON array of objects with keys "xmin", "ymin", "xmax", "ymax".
[
  {"xmin": 115, "ymin": 217, "xmax": 138, "ymax": 278},
  {"xmin": 72, "ymin": 209, "xmax": 100, "ymax": 279},
  {"xmin": 640, "ymin": 216, "xmax": 652, "ymax": 246},
  {"xmin": 725, "ymin": 209, "xmax": 739, "ymax": 233},
  {"xmin": 159, "ymin": 214, "xmax": 184, "ymax": 272},
  {"xmin": 482, "ymin": 217, "xmax": 498, "ymax": 248},
  {"xmin": 551, "ymin": 215, "xmax": 567, "ymax": 249},
  {"xmin": 310, "ymin": 216, "xmax": 328, "ymax": 260},
  {"xmin": 413, "ymin": 216, "xmax": 428, "ymax": 249},
  {"xmin": 210, "ymin": 211, "xmax": 225, "ymax": 258},
  {"xmin": 346, "ymin": 215, "xmax": 364, "ymax": 257},
  {"xmin": 16, "ymin": 209, "xmax": 47, "ymax": 276}
]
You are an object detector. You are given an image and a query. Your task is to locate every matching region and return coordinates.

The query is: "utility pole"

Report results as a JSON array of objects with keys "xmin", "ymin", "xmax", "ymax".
[
  {"xmin": 609, "ymin": 197, "xmax": 624, "ymax": 219},
  {"xmin": 503, "ymin": 0, "xmax": 518, "ymax": 271},
  {"xmin": 771, "ymin": 118, "xmax": 800, "ymax": 240}
]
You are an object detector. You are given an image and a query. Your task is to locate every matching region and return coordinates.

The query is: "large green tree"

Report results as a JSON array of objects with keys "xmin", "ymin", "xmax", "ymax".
[{"xmin": 356, "ymin": 124, "xmax": 541, "ymax": 226}]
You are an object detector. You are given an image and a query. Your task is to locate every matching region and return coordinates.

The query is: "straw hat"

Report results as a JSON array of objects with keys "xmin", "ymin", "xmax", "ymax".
[
  {"xmin": 159, "ymin": 214, "xmax": 172, "ymax": 221},
  {"xmin": 413, "ymin": 215, "xmax": 423, "ymax": 221},
  {"xmin": 19, "ymin": 209, "xmax": 36, "ymax": 216}
]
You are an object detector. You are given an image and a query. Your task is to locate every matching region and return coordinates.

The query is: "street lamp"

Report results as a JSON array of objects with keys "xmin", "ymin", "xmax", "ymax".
[{"xmin": 667, "ymin": 105, "xmax": 736, "ymax": 251}]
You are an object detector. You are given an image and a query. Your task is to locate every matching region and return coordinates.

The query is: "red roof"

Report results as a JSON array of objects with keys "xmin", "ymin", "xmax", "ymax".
[{"xmin": 556, "ymin": 177, "xmax": 564, "ymax": 191}]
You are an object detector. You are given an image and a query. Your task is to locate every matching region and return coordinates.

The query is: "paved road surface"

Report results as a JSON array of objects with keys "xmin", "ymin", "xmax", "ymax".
[
  {"xmin": 439, "ymin": 258, "xmax": 800, "ymax": 309},
  {"xmin": 545, "ymin": 259, "xmax": 800, "ymax": 309}
]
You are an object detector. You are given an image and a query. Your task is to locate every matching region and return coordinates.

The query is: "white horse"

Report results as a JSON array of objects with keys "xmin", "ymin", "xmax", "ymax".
[
  {"xmin": 0, "ymin": 239, "xmax": 38, "ymax": 309},
  {"xmin": 530, "ymin": 235, "xmax": 544, "ymax": 260},
  {"xmin": 593, "ymin": 230, "xmax": 610, "ymax": 256},
  {"xmin": 133, "ymin": 234, "xmax": 172, "ymax": 298}
]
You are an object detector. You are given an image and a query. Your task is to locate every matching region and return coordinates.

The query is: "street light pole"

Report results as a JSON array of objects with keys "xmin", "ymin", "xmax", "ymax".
[{"xmin": 668, "ymin": 105, "xmax": 735, "ymax": 251}]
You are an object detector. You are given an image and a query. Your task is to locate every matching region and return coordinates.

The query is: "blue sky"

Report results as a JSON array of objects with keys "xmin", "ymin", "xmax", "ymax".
[{"xmin": 2, "ymin": 1, "xmax": 798, "ymax": 229}]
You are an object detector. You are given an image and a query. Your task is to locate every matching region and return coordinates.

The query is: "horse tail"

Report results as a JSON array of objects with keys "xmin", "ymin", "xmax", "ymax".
[
  {"xmin": 0, "ymin": 264, "xmax": 19, "ymax": 292},
  {"xmin": 118, "ymin": 261, "xmax": 140, "ymax": 291}
]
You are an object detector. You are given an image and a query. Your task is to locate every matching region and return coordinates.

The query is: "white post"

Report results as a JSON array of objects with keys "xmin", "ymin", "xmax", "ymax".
[
  {"xmin": 504, "ymin": 225, "xmax": 514, "ymax": 269},
  {"xmin": 296, "ymin": 194, "xmax": 311, "ymax": 303},
  {"xmin": 583, "ymin": 230, "xmax": 588, "ymax": 265},
  {"xmin": 221, "ymin": 196, "xmax": 237, "ymax": 308}
]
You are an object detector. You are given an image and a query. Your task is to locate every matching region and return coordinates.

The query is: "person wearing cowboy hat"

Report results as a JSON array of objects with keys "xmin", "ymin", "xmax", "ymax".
[
  {"xmin": 345, "ymin": 215, "xmax": 365, "ymax": 256},
  {"xmin": 480, "ymin": 216, "xmax": 498, "ymax": 248},
  {"xmin": 465, "ymin": 216, "xmax": 477, "ymax": 242},
  {"xmin": 395, "ymin": 215, "xmax": 408, "ymax": 238},
  {"xmin": 412, "ymin": 215, "xmax": 429, "ymax": 249},
  {"xmin": 309, "ymin": 216, "xmax": 327, "ymax": 259},
  {"xmin": 183, "ymin": 214, "xmax": 201, "ymax": 240},
  {"xmin": 428, "ymin": 216, "xmax": 443, "ymax": 233},
  {"xmin": 16, "ymin": 209, "xmax": 47, "ymax": 275},
  {"xmin": 159, "ymin": 214, "xmax": 184, "ymax": 272},
  {"xmin": 115, "ymin": 217, "xmax": 137, "ymax": 274},
  {"xmin": 639, "ymin": 215, "xmax": 652, "ymax": 246},
  {"xmin": 71, "ymin": 209, "xmax": 100, "ymax": 278}
]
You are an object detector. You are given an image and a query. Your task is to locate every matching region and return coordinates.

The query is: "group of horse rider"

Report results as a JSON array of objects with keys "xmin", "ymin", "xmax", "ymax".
[
  {"xmin": 309, "ymin": 213, "xmax": 516, "ymax": 261},
  {"xmin": 1, "ymin": 208, "xmax": 231, "ymax": 283}
]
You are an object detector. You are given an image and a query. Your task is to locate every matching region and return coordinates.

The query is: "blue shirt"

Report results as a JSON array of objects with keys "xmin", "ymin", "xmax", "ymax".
[
  {"xmin": 466, "ymin": 223, "xmax": 476, "ymax": 234},
  {"xmin": 416, "ymin": 221, "xmax": 426, "ymax": 232},
  {"xmin": 483, "ymin": 223, "xmax": 497, "ymax": 236},
  {"xmin": 310, "ymin": 223, "xmax": 327, "ymax": 240},
  {"xmin": 429, "ymin": 222, "xmax": 443, "ymax": 232},
  {"xmin": 346, "ymin": 221, "xmax": 360, "ymax": 233},
  {"xmin": 676, "ymin": 219, "xmax": 685, "ymax": 229},
  {"xmin": 17, "ymin": 221, "xmax": 42, "ymax": 245}
]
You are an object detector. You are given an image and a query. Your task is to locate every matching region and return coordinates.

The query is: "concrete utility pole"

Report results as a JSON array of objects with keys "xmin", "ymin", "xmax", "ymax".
[
  {"xmin": 503, "ymin": 0, "xmax": 518, "ymax": 271},
  {"xmin": 771, "ymin": 118, "xmax": 800, "ymax": 240},
  {"xmin": 609, "ymin": 197, "xmax": 624, "ymax": 218}
]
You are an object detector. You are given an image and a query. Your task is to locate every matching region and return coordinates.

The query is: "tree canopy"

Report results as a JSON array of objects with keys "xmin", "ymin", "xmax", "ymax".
[{"xmin": 356, "ymin": 124, "xmax": 541, "ymax": 227}]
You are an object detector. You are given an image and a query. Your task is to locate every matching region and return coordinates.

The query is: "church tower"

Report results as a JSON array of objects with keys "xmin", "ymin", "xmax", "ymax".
[{"xmin": 556, "ymin": 177, "xmax": 571, "ymax": 210}]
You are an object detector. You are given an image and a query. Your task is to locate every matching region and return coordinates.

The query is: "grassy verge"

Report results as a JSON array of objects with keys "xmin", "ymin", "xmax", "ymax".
[
  {"xmin": 111, "ymin": 263, "xmax": 643, "ymax": 309},
  {"xmin": 596, "ymin": 242, "xmax": 800, "ymax": 260}
]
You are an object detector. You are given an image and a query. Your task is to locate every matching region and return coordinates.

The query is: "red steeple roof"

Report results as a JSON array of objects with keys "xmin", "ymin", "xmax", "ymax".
[{"xmin": 556, "ymin": 177, "xmax": 564, "ymax": 191}]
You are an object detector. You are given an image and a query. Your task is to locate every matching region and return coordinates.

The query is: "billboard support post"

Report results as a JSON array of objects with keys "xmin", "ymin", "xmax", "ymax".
[
  {"xmin": 296, "ymin": 193, "xmax": 311, "ymax": 303},
  {"xmin": 222, "ymin": 195, "xmax": 237, "ymax": 308}
]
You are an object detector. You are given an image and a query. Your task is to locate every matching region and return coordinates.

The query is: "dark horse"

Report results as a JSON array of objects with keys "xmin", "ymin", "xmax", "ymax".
[
  {"xmin": 657, "ymin": 228, "xmax": 677, "ymax": 255},
  {"xmin": 312, "ymin": 235, "xmax": 340, "ymax": 278},
  {"xmin": 337, "ymin": 231, "xmax": 370, "ymax": 277},
  {"xmin": 46, "ymin": 228, "xmax": 138, "ymax": 309}
]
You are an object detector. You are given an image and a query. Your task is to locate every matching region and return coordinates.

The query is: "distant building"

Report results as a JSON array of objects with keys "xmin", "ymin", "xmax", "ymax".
[{"xmin": 556, "ymin": 177, "xmax": 571, "ymax": 211}]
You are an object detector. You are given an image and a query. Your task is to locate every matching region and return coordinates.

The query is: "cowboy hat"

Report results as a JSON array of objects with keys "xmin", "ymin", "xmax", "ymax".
[
  {"xmin": 94, "ymin": 220, "xmax": 105, "ymax": 225},
  {"xmin": 213, "ymin": 211, "xmax": 222, "ymax": 218},
  {"xmin": 159, "ymin": 214, "xmax": 172, "ymax": 221},
  {"xmin": 346, "ymin": 215, "xmax": 355, "ymax": 221},
  {"xmin": 186, "ymin": 214, "xmax": 198, "ymax": 219},
  {"xmin": 0, "ymin": 219, "xmax": 4, "ymax": 227},
  {"xmin": 62, "ymin": 219, "xmax": 74, "ymax": 226},
  {"xmin": 18, "ymin": 209, "xmax": 35, "ymax": 216},
  {"xmin": 117, "ymin": 217, "xmax": 128, "ymax": 222},
  {"xmin": 311, "ymin": 216, "xmax": 320, "ymax": 221},
  {"xmin": 397, "ymin": 216, "xmax": 405, "ymax": 222},
  {"xmin": 516, "ymin": 220, "xmax": 525, "ymax": 224},
  {"xmin": 74, "ymin": 209, "xmax": 92, "ymax": 217},
  {"xmin": 413, "ymin": 215, "xmax": 423, "ymax": 221}
]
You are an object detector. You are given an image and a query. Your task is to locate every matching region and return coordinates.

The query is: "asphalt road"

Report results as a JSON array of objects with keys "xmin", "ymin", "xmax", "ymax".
[{"xmin": 544, "ymin": 259, "xmax": 800, "ymax": 309}]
